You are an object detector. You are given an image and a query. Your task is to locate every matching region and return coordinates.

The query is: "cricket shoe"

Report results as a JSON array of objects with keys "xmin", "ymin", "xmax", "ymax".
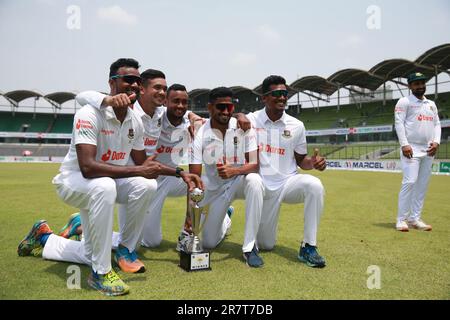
[
  {"xmin": 58, "ymin": 212, "xmax": 82, "ymax": 240},
  {"xmin": 408, "ymin": 219, "xmax": 432, "ymax": 231},
  {"xmin": 87, "ymin": 269, "xmax": 129, "ymax": 296},
  {"xmin": 396, "ymin": 220, "xmax": 409, "ymax": 232},
  {"xmin": 225, "ymin": 206, "xmax": 234, "ymax": 236},
  {"xmin": 243, "ymin": 245, "xmax": 264, "ymax": 268},
  {"xmin": 298, "ymin": 243, "xmax": 326, "ymax": 268},
  {"xmin": 114, "ymin": 246, "xmax": 146, "ymax": 273},
  {"xmin": 18, "ymin": 220, "xmax": 53, "ymax": 257},
  {"xmin": 176, "ymin": 230, "xmax": 191, "ymax": 252}
]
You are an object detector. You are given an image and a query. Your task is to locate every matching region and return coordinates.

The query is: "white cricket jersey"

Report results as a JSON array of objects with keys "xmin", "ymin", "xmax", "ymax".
[
  {"xmin": 58, "ymin": 105, "xmax": 144, "ymax": 173},
  {"xmin": 246, "ymin": 108, "xmax": 307, "ymax": 191},
  {"xmin": 190, "ymin": 117, "xmax": 258, "ymax": 191},
  {"xmin": 155, "ymin": 111, "xmax": 190, "ymax": 167},
  {"xmin": 394, "ymin": 95, "xmax": 441, "ymax": 156},
  {"xmin": 76, "ymin": 91, "xmax": 191, "ymax": 157}
]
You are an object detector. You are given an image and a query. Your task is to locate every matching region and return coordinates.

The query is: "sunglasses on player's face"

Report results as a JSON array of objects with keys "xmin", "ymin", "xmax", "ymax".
[
  {"xmin": 214, "ymin": 103, "xmax": 235, "ymax": 112},
  {"xmin": 110, "ymin": 74, "xmax": 142, "ymax": 85},
  {"xmin": 264, "ymin": 89, "xmax": 289, "ymax": 98}
]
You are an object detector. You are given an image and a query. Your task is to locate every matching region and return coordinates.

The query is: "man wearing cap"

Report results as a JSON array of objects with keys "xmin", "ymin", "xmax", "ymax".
[{"xmin": 394, "ymin": 72, "xmax": 441, "ymax": 232}]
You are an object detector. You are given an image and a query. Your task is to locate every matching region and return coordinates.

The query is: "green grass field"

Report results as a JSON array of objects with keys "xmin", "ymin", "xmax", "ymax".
[{"xmin": 1, "ymin": 163, "xmax": 449, "ymax": 300}]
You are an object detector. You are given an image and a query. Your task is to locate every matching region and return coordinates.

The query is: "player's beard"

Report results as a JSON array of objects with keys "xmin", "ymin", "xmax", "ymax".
[{"xmin": 412, "ymin": 87, "xmax": 426, "ymax": 98}]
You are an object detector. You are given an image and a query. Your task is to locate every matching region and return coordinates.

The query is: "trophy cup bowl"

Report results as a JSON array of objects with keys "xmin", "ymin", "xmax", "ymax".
[{"xmin": 179, "ymin": 188, "xmax": 211, "ymax": 272}]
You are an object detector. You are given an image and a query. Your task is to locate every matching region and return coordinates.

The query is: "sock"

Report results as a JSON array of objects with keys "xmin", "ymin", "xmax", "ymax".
[{"xmin": 39, "ymin": 233, "xmax": 52, "ymax": 246}]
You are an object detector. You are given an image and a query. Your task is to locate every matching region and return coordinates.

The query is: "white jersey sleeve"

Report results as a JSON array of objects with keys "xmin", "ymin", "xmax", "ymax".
[
  {"xmin": 244, "ymin": 128, "xmax": 258, "ymax": 153},
  {"xmin": 76, "ymin": 91, "xmax": 106, "ymax": 109},
  {"xmin": 294, "ymin": 122, "xmax": 308, "ymax": 154},
  {"xmin": 73, "ymin": 107, "xmax": 99, "ymax": 146},
  {"xmin": 433, "ymin": 105, "xmax": 442, "ymax": 145},
  {"xmin": 133, "ymin": 116, "xmax": 145, "ymax": 151},
  {"xmin": 394, "ymin": 98, "xmax": 409, "ymax": 147},
  {"xmin": 190, "ymin": 126, "xmax": 203, "ymax": 165}
]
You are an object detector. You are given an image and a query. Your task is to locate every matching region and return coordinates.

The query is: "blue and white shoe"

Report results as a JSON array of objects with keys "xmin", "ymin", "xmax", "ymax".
[
  {"xmin": 243, "ymin": 245, "xmax": 264, "ymax": 268},
  {"xmin": 58, "ymin": 212, "xmax": 82, "ymax": 240},
  {"xmin": 298, "ymin": 243, "xmax": 326, "ymax": 268},
  {"xmin": 225, "ymin": 206, "xmax": 234, "ymax": 236}
]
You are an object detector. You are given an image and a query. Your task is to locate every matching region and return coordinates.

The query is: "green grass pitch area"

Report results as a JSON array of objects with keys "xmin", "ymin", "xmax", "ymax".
[{"xmin": 1, "ymin": 163, "xmax": 449, "ymax": 299}]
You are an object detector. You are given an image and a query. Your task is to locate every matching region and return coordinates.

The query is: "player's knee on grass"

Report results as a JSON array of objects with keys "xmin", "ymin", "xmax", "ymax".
[
  {"xmin": 202, "ymin": 231, "xmax": 220, "ymax": 250},
  {"xmin": 142, "ymin": 234, "xmax": 162, "ymax": 248},
  {"xmin": 257, "ymin": 239, "xmax": 275, "ymax": 251}
]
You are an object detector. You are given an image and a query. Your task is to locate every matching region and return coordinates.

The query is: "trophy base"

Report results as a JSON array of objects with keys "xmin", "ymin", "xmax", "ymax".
[{"xmin": 179, "ymin": 251, "xmax": 211, "ymax": 272}]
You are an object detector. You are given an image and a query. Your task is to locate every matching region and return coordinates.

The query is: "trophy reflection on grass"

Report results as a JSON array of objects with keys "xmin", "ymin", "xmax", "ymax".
[{"xmin": 179, "ymin": 188, "xmax": 211, "ymax": 271}]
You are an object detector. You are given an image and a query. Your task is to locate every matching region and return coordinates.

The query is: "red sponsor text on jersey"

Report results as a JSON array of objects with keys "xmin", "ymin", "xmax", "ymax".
[
  {"xmin": 76, "ymin": 119, "xmax": 93, "ymax": 130},
  {"xmin": 144, "ymin": 138, "xmax": 157, "ymax": 146},
  {"xmin": 101, "ymin": 149, "xmax": 127, "ymax": 161},
  {"xmin": 100, "ymin": 129, "xmax": 115, "ymax": 135},
  {"xmin": 258, "ymin": 143, "xmax": 285, "ymax": 155},
  {"xmin": 417, "ymin": 114, "xmax": 434, "ymax": 121},
  {"xmin": 156, "ymin": 145, "xmax": 185, "ymax": 154}
]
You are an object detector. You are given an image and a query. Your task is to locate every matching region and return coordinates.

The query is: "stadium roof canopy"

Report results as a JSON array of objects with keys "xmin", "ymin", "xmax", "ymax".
[
  {"xmin": 415, "ymin": 43, "xmax": 450, "ymax": 71},
  {"xmin": 44, "ymin": 92, "xmax": 76, "ymax": 105},
  {"xmin": 369, "ymin": 59, "xmax": 435, "ymax": 82},
  {"xmin": 230, "ymin": 86, "xmax": 258, "ymax": 95},
  {"xmin": 327, "ymin": 69, "xmax": 385, "ymax": 91},
  {"xmin": 188, "ymin": 88, "xmax": 210, "ymax": 101},
  {"xmin": 2, "ymin": 90, "xmax": 42, "ymax": 104},
  {"xmin": 290, "ymin": 76, "xmax": 338, "ymax": 96}
]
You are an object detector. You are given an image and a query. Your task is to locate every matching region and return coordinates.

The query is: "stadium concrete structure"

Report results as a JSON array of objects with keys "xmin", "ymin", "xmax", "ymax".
[{"xmin": 1, "ymin": 44, "xmax": 449, "ymax": 161}]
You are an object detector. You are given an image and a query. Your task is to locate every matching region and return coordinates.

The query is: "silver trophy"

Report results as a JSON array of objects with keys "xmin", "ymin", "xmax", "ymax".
[{"xmin": 179, "ymin": 188, "xmax": 211, "ymax": 271}]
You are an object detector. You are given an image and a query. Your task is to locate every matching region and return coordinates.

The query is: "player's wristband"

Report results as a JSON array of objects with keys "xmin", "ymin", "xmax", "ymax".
[{"xmin": 175, "ymin": 166, "xmax": 184, "ymax": 178}]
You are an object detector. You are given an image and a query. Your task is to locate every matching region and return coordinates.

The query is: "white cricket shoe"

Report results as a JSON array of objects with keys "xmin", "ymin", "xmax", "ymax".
[
  {"xmin": 396, "ymin": 220, "xmax": 409, "ymax": 232},
  {"xmin": 408, "ymin": 219, "xmax": 432, "ymax": 231},
  {"xmin": 176, "ymin": 230, "xmax": 191, "ymax": 252}
]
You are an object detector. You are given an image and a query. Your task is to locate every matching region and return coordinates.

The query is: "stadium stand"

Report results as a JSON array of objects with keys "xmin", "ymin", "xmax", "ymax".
[{"xmin": 1, "ymin": 43, "xmax": 449, "ymax": 160}]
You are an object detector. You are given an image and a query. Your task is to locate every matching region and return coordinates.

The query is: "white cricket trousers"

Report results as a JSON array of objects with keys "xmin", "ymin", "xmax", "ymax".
[
  {"xmin": 45, "ymin": 171, "xmax": 157, "ymax": 274},
  {"xmin": 257, "ymin": 174, "xmax": 324, "ymax": 250},
  {"xmin": 140, "ymin": 176, "xmax": 187, "ymax": 247},
  {"xmin": 397, "ymin": 154, "xmax": 433, "ymax": 222},
  {"xmin": 111, "ymin": 175, "xmax": 234, "ymax": 249},
  {"xmin": 201, "ymin": 173, "xmax": 264, "ymax": 253}
]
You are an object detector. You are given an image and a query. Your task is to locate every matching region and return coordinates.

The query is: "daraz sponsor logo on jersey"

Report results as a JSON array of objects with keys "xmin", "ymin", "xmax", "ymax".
[
  {"xmin": 76, "ymin": 119, "xmax": 93, "ymax": 130},
  {"xmin": 258, "ymin": 143, "xmax": 285, "ymax": 155},
  {"xmin": 417, "ymin": 114, "xmax": 434, "ymax": 121},
  {"xmin": 156, "ymin": 145, "xmax": 186, "ymax": 154},
  {"xmin": 101, "ymin": 149, "xmax": 127, "ymax": 162},
  {"xmin": 144, "ymin": 138, "xmax": 157, "ymax": 146}
]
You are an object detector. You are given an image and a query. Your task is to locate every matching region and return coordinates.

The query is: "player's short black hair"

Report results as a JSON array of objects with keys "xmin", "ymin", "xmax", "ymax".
[
  {"xmin": 109, "ymin": 58, "xmax": 140, "ymax": 78},
  {"xmin": 208, "ymin": 87, "xmax": 233, "ymax": 103},
  {"xmin": 140, "ymin": 69, "xmax": 166, "ymax": 86},
  {"xmin": 167, "ymin": 83, "xmax": 187, "ymax": 96},
  {"xmin": 262, "ymin": 75, "xmax": 287, "ymax": 95}
]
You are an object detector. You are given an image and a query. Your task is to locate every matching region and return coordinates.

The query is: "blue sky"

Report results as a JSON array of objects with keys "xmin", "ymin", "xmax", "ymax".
[{"xmin": 0, "ymin": 0, "xmax": 449, "ymax": 97}]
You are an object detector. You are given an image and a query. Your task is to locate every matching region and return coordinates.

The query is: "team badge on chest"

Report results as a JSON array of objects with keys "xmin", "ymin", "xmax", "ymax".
[
  {"xmin": 128, "ymin": 128, "xmax": 135, "ymax": 140},
  {"xmin": 282, "ymin": 130, "xmax": 291, "ymax": 138}
]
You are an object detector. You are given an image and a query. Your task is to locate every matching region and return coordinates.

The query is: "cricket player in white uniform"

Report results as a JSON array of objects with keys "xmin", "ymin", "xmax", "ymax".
[
  {"xmin": 74, "ymin": 74, "xmax": 246, "ymax": 250},
  {"xmin": 246, "ymin": 75, "xmax": 327, "ymax": 268},
  {"xmin": 190, "ymin": 87, "xmax": 265, "ymax": 268},
  {"xmin": 394, "ymin": 72, "xmax": 441, "ymax": 232},
  {"xmin": 17, "ymin": 59, "xmax": 160, "ymax": 296}
]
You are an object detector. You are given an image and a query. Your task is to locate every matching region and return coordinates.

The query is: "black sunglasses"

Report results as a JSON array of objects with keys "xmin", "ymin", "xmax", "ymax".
[
  {"xmin": 263, "ymin": 89, "xmax": 289, "ymax": 98},
  {"xmin": 110, "ymin": 74, "xmax": 142, "ymax": 85}
]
